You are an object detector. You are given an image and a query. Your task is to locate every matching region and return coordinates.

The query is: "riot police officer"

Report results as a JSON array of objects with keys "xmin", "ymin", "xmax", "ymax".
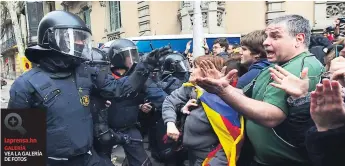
[
  {"xmin": 88, "ymin": 48, "xmax": 113, "ymax": 160},
  {"xmin": 107, "ymin": 39, "xmax": 170, "ymax": 166},
  {"xmin": 143, "ymin": 52, "xmax": 190, "ymax": 166},
  {"xmin": 8, "ymin": 11, "xmax": 167, "ymax": 166},
  {"xmin": 158, "ymin": 52, "xmax": 191, "ymax": 94}
]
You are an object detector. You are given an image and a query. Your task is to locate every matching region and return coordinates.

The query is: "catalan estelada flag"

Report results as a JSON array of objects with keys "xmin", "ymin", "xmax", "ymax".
[{"xmin": 183, "ymin": 83, "xmax": 245, "ymax": 166}]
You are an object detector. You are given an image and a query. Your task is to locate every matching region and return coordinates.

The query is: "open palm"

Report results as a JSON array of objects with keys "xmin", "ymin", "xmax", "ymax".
[
  {"xmin": 269, "ymin": 65, "xmax": 309, "ymax": 99},
  {"xmin": 196, "ymin": 60, "xmax": 237, "ymax": 95},
  {"xmin": 199, "ymin": 60, "xmax": 225, "ymax": 79},
  {"xmin": 310, "ymin": 79, "xmax": 345, "ymax": 131}
]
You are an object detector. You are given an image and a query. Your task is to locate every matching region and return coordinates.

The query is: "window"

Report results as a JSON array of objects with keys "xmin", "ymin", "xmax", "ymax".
[
  {"xmin": 109, "ymin": 1, "xmax": 121, "ymax": 32},
  {"xmin": 266, "ymin": 1, "xmax": 285, "ymax": 24},
  {"xmin": 27, "ymin": 2, "xmax": 44, "ymax": 39},
  {"xmin": 48, "ymin": 2, "xmax": 55, "ymax": 12},
  {"xmin": 267, "ymin": 2, "xmax": 284, "ymax": 12},
  {"xmin": 82, "ymin": 7, "xmax": 91, "ymax": 29}
]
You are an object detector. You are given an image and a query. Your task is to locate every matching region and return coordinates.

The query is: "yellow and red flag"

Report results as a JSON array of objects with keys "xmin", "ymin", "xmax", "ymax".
[{"xmin": 183, "ymin": 83, "xmax": 244, "ymax": 166}]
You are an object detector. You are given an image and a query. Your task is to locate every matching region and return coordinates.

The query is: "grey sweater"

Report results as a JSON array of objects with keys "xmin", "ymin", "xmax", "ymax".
[{"xmin": 162, "ymin": 85, "xmax": 227, "ymax": 165}]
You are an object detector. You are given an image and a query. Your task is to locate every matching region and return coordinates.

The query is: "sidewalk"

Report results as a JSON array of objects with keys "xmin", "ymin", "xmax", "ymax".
[{"xmin": 1, "ymin": 79, "xmax": 14, "ymax": 109}]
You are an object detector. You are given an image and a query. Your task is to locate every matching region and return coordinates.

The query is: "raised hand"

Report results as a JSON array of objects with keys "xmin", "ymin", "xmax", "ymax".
[
  {"xmin": 310, "ymin": 79, "xmax": 345, "ymax": 132},
  {"xmin": 186, "ymin": 40, "xmax": 192, "ymax": 50},
  {"xmin": 330, "ymin": 56, "xmax": 345, "ymax": 87},
  {"xmin": 196, "ymin": 67, "xmax": 237, "ymax": 95},
  {"xmin": 202, "ymin": 39, "xmax": 209, "ymax": 53},
  {"xmin": 199, "ymin": 60, "xmax": 226, "ymax": 79},
  {"xmin": 144, "ymin": 46, "xmax": 173, "ymax": 69},
  {"xmin": 269, "ymin": 65, "xmax": 309, "ymax": 99}
]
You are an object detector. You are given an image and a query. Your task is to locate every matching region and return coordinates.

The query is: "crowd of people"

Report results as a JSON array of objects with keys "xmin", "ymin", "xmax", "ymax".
[
  {"xmin": 6, "ymin": 10, "xmax": 345, "ymax": 166},
  {"xmin": 170, "ymin": 15, "xmax": 345, "ymax": 166}
]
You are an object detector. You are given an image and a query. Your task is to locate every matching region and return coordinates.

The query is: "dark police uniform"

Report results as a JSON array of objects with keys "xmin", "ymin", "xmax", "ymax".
[
  {"xmin": 148, "ymin": 53, "xmax": 191, "ymax": 166},
  {"xmin": 105, "ymin": 39, "xmax": 172, "ymax": 166},
  {"xmin": 88, "ymin": 48, "xmax": 114, "ymax": 159},
  {"xmin": 7, "ymin": 11, "xmax": 157, "ymax": 166}
]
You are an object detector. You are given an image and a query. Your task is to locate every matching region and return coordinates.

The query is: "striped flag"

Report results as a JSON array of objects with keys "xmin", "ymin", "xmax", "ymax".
[{"xmin": 183, "ymin": 83, "xmax": 244, "ymax": 166}]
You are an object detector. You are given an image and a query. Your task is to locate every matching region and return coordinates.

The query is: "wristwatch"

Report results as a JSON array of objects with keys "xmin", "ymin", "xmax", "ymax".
[{"xmin": 287, "ymin": 92, "xmax": 311, "ymax": 107}]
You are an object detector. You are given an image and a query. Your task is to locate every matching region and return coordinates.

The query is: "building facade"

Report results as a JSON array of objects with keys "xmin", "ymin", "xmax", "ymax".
[
  {"xmin": 54, "ymin": 1, "xmax": 345, "ymax": 48},
  {"xmin": 0, "ymin": 1, "xmax": 54, "ymax": 79},
  {"xmin": 1, "ymin": 1, "xmax": 345, "ymax": 78}
]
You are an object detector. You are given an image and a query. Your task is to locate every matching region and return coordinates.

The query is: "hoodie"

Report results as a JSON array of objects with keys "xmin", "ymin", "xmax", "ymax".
[{"xmin": 236, "ymin": 59, "xmax": 271, "ymax": 89}]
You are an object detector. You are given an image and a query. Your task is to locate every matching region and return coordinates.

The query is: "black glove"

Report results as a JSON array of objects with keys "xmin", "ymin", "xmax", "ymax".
[
  {"xmin": 143, "ymin": 46, "xmax": 173, "ymax": 70},
  {"xmin": 112, "ymin": 132, "xmax": 131, "ymax": 145}
]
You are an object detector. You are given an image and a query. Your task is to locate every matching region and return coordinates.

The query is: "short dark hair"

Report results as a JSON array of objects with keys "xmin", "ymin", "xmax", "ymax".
[
  {"xmin": 213, "ymin": 38, "xmax": 229, "ymax": 49},
  {"xmin": 224, "ymin": 59, "xmax": 247, "ymax": 77},
  {"xmin": 240, "ymin": 30, "xmax": 267, "ymax": 59}
]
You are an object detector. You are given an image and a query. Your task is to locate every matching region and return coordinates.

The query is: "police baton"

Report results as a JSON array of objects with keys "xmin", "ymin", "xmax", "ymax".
[{"xmin": 129, "ymin": 137, "xmax": 147, "ymax": 143}]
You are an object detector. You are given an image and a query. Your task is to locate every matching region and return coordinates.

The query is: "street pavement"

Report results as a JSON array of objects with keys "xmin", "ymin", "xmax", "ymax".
[{"xmin": 111, "ymin": 137, "xmax": 167, "ymax": 166}]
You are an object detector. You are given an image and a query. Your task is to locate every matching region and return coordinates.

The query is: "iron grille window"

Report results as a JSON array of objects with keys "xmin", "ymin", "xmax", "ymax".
[
  {"xmin": 109, "ymin": 1, "xmax": 122, "ymax": 32},
  {"xmin": 82, "ymin": 7, "xmax": 91, "ymax": 29}
]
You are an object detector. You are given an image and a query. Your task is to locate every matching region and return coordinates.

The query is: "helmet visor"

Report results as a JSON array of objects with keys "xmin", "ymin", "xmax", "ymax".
[
  {"xmin": 91, "ymin": 48, "xmax": 110, "ymax": 64},
  {"xmin": 118, "ymin": 48, "xmax": 139, "ymax": 68},
  {"xmin": 175, "ymin": 60, "xmax": 191, "ymax": 72},
  {"xmin": 53, "ymin": 28, "xmax": 92, "ymax": 60}
]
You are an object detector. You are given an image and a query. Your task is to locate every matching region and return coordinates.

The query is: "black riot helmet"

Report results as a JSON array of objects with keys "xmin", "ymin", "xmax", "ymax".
[
  {"xmin": 90, "ymin": 48, "xmax": 110, "ymax": 66},
  {"xmin": 108, "ymin": 39, "xmax": 139, "ymax": 70},
  {"xmin": 36, "ymin": 10, "xmax": 93, "ymax": 60},
  {"xmin": 161, "ymin": 53, "xmax": 191, "ymax": 75},
  {"xmin": 87, "ymin": 48, "xmax": 111, "ymax": 77}
]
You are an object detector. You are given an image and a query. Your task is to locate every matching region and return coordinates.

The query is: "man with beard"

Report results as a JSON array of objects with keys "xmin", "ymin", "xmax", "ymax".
[
  {"xmin": 195, "ymin": 15, "xmax": 324, "ymax": 166},
  {"xmin": 8, "ymin": 11, "xmax": 166, "ymax": 166}
]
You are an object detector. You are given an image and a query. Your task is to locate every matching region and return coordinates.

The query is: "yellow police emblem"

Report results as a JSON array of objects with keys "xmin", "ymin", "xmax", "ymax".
[{"xmin": 80, "ymin": 95, "xmax": 90, "ymax": 106}]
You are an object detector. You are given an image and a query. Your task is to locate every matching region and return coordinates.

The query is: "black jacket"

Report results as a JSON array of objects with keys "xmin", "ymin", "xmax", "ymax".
[{"xmin": 306, "ymin": 125, "xmax": 345, "ymax": 166}]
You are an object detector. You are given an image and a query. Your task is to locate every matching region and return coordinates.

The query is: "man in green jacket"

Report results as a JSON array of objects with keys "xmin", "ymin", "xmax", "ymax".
[{"xmin": 195, "ymin": 15, "xmax": 324, "ymax": 166}]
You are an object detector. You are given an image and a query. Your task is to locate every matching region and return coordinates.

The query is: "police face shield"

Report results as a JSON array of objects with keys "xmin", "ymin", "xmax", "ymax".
[
  {"xmin": 90, "ymin": 49, "xmax": 110, "ymax": 65},
  {"xmin": 175, "ymin": 60, "xmax": 191, "ymax": 73},
  {"xmin": 118, "ymin": 48, "xmax": 139, "ymax": 69},
  {"xmin": 49, "ymin": 28, "xmax": 92, "ymax": 60},
  {"xmin": 89, "ymin": 49, "xmax": 111, "ymax": 74}
]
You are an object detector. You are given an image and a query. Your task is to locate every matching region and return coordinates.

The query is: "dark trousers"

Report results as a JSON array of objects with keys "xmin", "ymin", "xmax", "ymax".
[
  {"xmin": 121, "ymin": 127, "xmax": 152, "ymax": 166},
  {"xmin": 249, "ymin": 160, "xmax": 311, "ymax": 166},
  {"xmin": 47, "ymin": 148, "xmax": 114, "ymax": 166},
  {"xmin": 93, "ymin": 138, "xmax": 113, "ymax": 159}
]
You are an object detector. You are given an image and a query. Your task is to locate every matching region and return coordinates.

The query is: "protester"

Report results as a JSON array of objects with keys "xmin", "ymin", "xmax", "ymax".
[
  {"xmin": 324, "ymin": 38, "xmax": 345, "ymax": 71},
  {"xmin": 212, "ymin": 38, "xmax": 229, "ymax": 58},
  {"xmin": 163, "ymin": 55, "xmax": 244, "ymax": 166},
  {"xmin": 195, "ymin": 15, "xmax": 324, "ymax": 166},
  {"xmin": 236, "ymin": 30, "xmax": 271, "ymax": 89},
  {"xmin": 268, "ymin": 56, "xmax": 345, "ymax": 166}
]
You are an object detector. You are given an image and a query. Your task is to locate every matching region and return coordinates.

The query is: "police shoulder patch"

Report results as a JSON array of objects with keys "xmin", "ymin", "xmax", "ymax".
[{"xmin": 80, "ymin": 95, "xmax": 90, "ymax": 106}]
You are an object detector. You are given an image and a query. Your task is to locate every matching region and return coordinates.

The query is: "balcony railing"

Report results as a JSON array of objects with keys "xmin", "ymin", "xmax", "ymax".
[{"xmin": 1, "ymin": 37, "xmax": 17, "ymax": 54}]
